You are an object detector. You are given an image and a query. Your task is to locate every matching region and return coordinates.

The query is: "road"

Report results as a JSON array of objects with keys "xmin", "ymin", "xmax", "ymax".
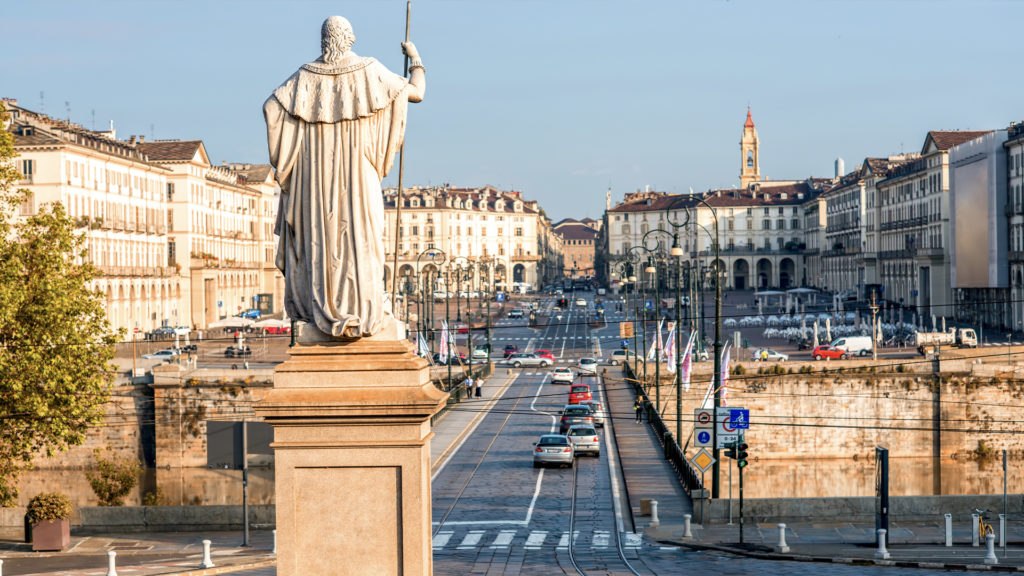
[{"xmin": 430, "ymin": 289, "xmax": 948, "ymax": 575}]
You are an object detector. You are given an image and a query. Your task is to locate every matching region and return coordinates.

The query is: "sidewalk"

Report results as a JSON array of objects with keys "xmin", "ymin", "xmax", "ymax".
[{"xmin": 0, "ymin": 368, "xmax": 512, "ymax": 576}]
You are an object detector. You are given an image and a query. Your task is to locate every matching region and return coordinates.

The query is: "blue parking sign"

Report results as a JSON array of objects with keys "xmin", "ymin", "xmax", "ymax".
[{"xmin": 729, "ymin": 409, "xmax": 750, "ymax": 429}]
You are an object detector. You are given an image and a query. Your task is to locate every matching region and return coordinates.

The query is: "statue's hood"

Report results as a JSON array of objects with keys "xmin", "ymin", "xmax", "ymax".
[{"xmin": 270, "ymin": 54, "xmax": 407, "ymax": 123}]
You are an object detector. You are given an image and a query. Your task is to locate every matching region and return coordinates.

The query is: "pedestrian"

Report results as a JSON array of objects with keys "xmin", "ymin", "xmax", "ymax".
[
  {"xmin": 474, "ymin": 377, "xmax": 482, "ymax": 398},
  {"xmin": 463, "ymin": 374, "xmax": 473, "ymax": 397},
  {"xmin": 633, "ymin": 398, "xmax": 643, "ymax": 423},
  {"xmin": 760, "ymin": 349, "xmax": 769, "ymax": 362}
]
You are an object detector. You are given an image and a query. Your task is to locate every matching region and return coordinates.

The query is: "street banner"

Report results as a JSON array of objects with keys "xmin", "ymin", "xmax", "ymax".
[{"xmin": 620, "ymin": 321, "xmax": 634, "ymax": 338}]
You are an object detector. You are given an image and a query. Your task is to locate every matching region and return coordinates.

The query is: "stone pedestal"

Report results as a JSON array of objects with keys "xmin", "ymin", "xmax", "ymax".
[{"xmin": 256, "ymin": 334, "xmax": 445, "ymax": 576}]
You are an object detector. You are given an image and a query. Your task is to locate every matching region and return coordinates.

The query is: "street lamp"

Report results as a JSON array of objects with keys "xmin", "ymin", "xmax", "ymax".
[
  {"xmin": 657, "ymin": 209, "xmax": 692, "ymax": 446},
  {"xmin": 416, "ymin": 248, "xmax": 446, "ymax": 357}
]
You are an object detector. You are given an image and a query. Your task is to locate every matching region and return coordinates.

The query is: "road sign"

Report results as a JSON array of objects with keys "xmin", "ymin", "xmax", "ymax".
[
  {"xmin": 729, "ymin": 409, "xmax": 750, "ymax": 430},
  {"xmin": 717, "ymin": 434, "xmax": 738, "ymax": 448},
  {"xmin": 715, "ymin": 408, "xmax": 739, "ymax": 436},
  {"xmin": 689, "ymin": 448, "xmax": 715, "ymax": 473},
  {"xmin": 694, "ymin": 408, "xmax": 714, "ymax": 428},
  {"xmin": 694, "ymin": 429, "xmax": 712, "ymax": 447}
]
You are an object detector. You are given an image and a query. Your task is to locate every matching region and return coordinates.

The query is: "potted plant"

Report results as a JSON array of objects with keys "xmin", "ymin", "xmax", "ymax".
[{"xmin": 26, "ymin": 492, "xmax": 72, "ymax": 551}]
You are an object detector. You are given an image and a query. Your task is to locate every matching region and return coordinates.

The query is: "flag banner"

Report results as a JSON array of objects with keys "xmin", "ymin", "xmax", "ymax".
[
  {"xmin": 720, "ymin": 342, "xmax": 732, "ymax": 407},
  {"xmin": 664, "ymin": 325, "xmax": 677, "ymax": 372},
  {"xmin": 439, "ymin": 320, "xmax": 449, "ymax": 359},
  {"xmin": 681, "ymin": 331, "xmax": 696, "ymax": 391}
]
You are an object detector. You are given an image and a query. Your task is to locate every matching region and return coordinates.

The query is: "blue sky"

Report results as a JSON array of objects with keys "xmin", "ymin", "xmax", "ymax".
[{"xmin": 2, "ymin": 0, "xmax": 1021, "ymax": 220}]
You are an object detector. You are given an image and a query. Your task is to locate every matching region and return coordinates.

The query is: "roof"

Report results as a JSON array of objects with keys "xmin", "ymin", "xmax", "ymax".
[
  {"xmin": 744, "ymin": 107, "xmax": 755, "ymax": 129},
  {"xmin": 382, "ymin": 185, "xmax": 540, "ymax": 215},
  {"xmin": 923, "ymin": 130, "xmax": 991, "ymax": 153},
  {"xmin": 227, "ymin": 163, "xmax": 274, "ymax": 184},
  {"xmin": 137, "ymin": 140, "xmax": 205, "ymax": 162},
  {"xmin": 556, "ymin": 223, "xmax": 598, "ymax": 241}
]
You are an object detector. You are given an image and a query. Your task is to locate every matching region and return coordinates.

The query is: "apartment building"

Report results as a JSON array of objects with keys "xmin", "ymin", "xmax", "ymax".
[
  {"xmin": 554, "ymin": 218, "xmax": 599, "ymax": 278},
  {"xmin": 1007, "ymin": 123, "xmax": 1024, "ymax": 331},
  {"xmin": 5, "ymin": 100, "xmax": 181, "ymax": 335}
]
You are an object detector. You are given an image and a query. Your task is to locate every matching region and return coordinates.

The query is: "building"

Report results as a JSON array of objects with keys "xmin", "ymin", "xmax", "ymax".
[
  {"xmin": 5, "ymin": 100, "xmax": 181, "ymax": 335},
  {"xmin": 553, "ymin": 218, "xmax": 599, "ymax": 278},
  {"xmin": 224, "ymin": 163, "xmax": 284, "ymax": 315},
  {"xmin": 382, "ymin": 185, "xmax": 561, "ymax": 294},
  {"xmin": 1007, "ymin": 123, "xmax": 1024, "ymax": 332},
  {"xmin": 875, "ymin": 131, "xmax": 991, "ymax": 323}
]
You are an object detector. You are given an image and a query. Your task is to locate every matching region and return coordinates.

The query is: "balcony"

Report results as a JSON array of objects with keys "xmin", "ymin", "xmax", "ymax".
[
  {"xmin": 1011, "ymin": 251, "xmax": 1024, "ymax": 262},
  {"xmin": 878, "ymin": 249, "xmax": 911, "ymax": 260},
  {"xmin": 912, "ymin": 247, "xmax": 945, "ymax": 259}
]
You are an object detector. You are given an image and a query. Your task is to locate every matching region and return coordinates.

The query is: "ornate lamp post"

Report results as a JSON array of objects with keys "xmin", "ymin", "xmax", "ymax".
[
  {"xmin": 645, "ymin": 220, "xmax": 688, "ymax": 443},
  {"xmin": 693, "ymin": 195, "xmax": 724, "ymax": 499},
  {"xmin": 416, "ymin": 248, "xmax": 446, "ymax": 357}
]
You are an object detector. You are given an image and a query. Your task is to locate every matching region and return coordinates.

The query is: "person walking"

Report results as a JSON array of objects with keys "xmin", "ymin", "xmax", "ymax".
[
  {"xmin": 474, "ymin": 375, "xmax": 482, "ymax": 398},
  {"xmin": 463, "ymin": 373, "xmax": 474, "ymax": 397},
  {"xmin": 634, "ymin": 398, "xmax": 643, "ymax": 423}
]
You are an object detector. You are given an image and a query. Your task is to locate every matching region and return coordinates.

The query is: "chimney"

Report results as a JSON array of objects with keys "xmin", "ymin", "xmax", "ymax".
[
  {"xmin": 835, "ymin": 157, "xmax": 845, "ymax": 178},
  {"xmin": 138, "ymin": 135, "xmax": 145, "ymax": 143}
]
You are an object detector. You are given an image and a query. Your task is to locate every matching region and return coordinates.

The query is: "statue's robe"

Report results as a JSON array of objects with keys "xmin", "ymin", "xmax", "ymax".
[{"xmin": 265, "ymin": 54, "xmax": 409, "ymax": 338}]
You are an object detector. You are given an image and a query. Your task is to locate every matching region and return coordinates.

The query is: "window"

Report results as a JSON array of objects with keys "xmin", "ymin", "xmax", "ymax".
[
  {"xmin": 166, "ymin": 182, "xmax": 175, "ymax": 201},
  {"xmin": 762, "ymin": 219, "xmax": 770, "ymax": 230},
  {"xmin": 168, "ymin": 240, "xmax": 177, "ymax": 266},
  {"xmin": 21, "ymin": 159, "xmax": 34, "ymax": 178},
  {"xmin": 514, "ymin": 227, "xmax": 523, "ymax": 237}
]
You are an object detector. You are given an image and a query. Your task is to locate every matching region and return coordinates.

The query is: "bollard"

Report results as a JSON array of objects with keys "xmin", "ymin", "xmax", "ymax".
[
  {"xmin": 944, "ymin": 513, "xmax": 952, "ymax": 547},
  {"xmin": 683, "ymin": 514, "xmax": 693, "ymax": 538},
  {"xmin": 273, "ymin": 529, "xmax": 277, "ymax": 555},
  {"xmin": 200, "ymin": 539, "xmax": 215, "ymax": 568},
  {"xmin": 971, "ymin": 513, "xmax": 980, "ymax": 547},
  {"xmin": 0, "ymin": 558, "xmax": 4, "ymax": 576},
  {"xmin": 999, "ymin": 514, "xmax": 1006, "ymax": 549},
  {"xmin": 984, "ymin": 533, "xmax": 998, "ymax": 565},
  {"xmin": 106, "ymin": 550, "xmax": 118, "ymax": 576},
  {"xmin": 649, "ymin": 500, "xmax": 660, "ymax": 528},
  {"xmin": 874, "ymin": 529, "xmax": 890, "ymax": 559},
  {"xmin": 775, "ymin": 523, "xmax": 790, "ymax": 553}
]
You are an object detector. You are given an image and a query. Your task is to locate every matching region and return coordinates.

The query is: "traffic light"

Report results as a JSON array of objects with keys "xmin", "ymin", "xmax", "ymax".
[
  {"xmin": 737, "ymin": 443, "xmax": 749, "ymax": 468},
  {"xmin": 724, "ymin": 441, "xmax": 737, "ymax": 459}
]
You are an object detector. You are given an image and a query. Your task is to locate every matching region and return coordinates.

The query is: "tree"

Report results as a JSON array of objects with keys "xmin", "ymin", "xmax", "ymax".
[
  {"xmin": 87, "ymin": 450, "xmax": 142, "ymax": 506},
  {"xmin": 0, "ymin": 103, "xmax": 119, "ymax": 505}
]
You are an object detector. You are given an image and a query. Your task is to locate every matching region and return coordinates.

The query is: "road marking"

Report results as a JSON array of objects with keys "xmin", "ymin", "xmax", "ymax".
[
  {"xmin": 431, "ymin": 371, "xmax": 516, "ymax": 480},
  {"xmin": 592, "ymin": 530, "xmax": 610, "ymax": 549},
  {"xmin": 457, "ymin": 530, "xmax": 485, "ymax": 549},
  {"xmin": 659, "ymin": 546, "xmax": 679, "ymax": 551},
  {"xmin": 489, "ymin": 530, "xmax": 516, "ymax": 549},
  {"xmin": 432, "ymin": 531, "xmax": 453, "ymax": 549},
  {"xmin": 524, "ymin": 530, "xmax": 547, "ymax": 549},
  {"xmin": 624, "ymin": 532, "xmax": 642, "ymax": 548}
]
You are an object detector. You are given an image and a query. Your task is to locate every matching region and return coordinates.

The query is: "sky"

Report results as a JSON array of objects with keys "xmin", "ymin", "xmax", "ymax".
[{"xmin": 2, "ymin": 0, "xmax": 1022, "ymax": 221}]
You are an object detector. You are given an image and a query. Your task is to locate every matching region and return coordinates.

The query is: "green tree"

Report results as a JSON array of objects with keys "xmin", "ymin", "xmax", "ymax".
[
  {"xmin": 0, "ymin": 103, "xmax": 119, "ymax": 506},
  {"xmin": 87, "ymin": 450, "xmax": 142, "ymax": 506}
]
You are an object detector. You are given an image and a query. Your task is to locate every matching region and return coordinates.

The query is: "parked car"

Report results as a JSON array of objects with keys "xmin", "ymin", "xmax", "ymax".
[
  {"xmin": 579, "ymin": 399, "xmax": 605, "ymax": 427},
  {"xmin": 559, "ymin": 404, "xmax": 594, "ymax": 434},
  {"xmin": 578, "ymin": 357, "xmax": 599, "ymax": 375},
  {"xmin": 508, "ymin": 309, "xmax": 525, "ymax": 319},
  {"xmin": 831, "ymin": 336, "xmax": 873, "ymax": 357},
  {"xmin": 145, "ymin": 327, "xmax": 176, "ymax": 340},
  {"xmin": 608, "ymin": 350, "xmax": 635, "ymax": 365},
  {"xmin": 142, "ymin": 348, "xmax": 178, "ymax": 360},
  {"xmin": 535, "ymin": 349, "xmax": 555, "ymax": 361},
  {"xmin": 454, "ymin": 323, "xmax": 469, "ymax": 335},
  {"xmin": 551, "ymin": 367, "xmax": 575, "ymax": 384},
  {"xmin": 532, "ymin": 434, "xmax": 574, "ymax": 468},
  {"xmin": 224, "ymin": 345, "xmax": 252, "ymax": 358},
  {"xmin": 237, "ymin": 309, "xmax": 262, "ymax": 320},
  {"xmin": 503, "ymin": 344, "xmax": 519, "ymax": 358},
  {"xmin": 566, "ymin": 425, "xmax": 600, "ymax": 457},
  {"xmin": 502, "ymin": 353, "xmax": 552, "ymax": 368},
  {"xmin": 812, "ymin": 344, "xmax": 847, "ymax": 361},
  {"xmin": 751, "ymin": 349, "xmax": 789, "ymax": 362},
  {"xmin": 263, "ymin": 325, "xmax": 291, "ymax": 335},
  {"xmin": 568, "ymin": 384, "xmax": 592, "ymax": 404}
]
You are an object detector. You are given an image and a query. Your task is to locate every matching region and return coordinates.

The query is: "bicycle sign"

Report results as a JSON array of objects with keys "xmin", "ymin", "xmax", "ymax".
[{"xmin": 729, "ymin": 409, "xmax": 750, "ymax": 430}]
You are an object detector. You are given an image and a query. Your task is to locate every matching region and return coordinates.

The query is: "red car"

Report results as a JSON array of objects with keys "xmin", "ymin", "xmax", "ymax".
[
  {"xmin": 568, "ymin": 384, "xmax": 592, "ymax": 404},
  {"xmin": 535, "ymin": 349, "xmax": 555, "ymax": 361},
  {"xmin": 812, "ymin": 345, "xmax": 847, "ymax": 360},
  {"xmin": 263, "ymin": 325, "xmax": 291, "ymax": 335},
  {"xmin": 455, "ymin": 323, "xmax": 469, "ymax": 335}
]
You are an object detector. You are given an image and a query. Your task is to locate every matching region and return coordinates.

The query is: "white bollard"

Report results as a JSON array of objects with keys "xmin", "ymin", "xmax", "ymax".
[
  {"xmin": 106, "ymin": 550, "xmax": 118, "ymax": 576},
  {"xmin": 775, "ymin": 523, "xmax": 790, "ymax": 553},
  {"xmin": 972, "ymin": 514, "xmax": 980, "ymax": 547},
  {"xmin": 874, "ymin": 529, "xmax": 890, "ymax": 559},
  {"xmin": 200, "ymin": 539, "xmax": 215, "ymax": 569},
  {"xmin": 984, "ymin": 533, "xmax": 998, "ymax": 565},
  {"xmin": 683, "ymin": 514, "xmax": 693, "ymax": 538},
  {"xmin": 944, "ymin": 513, "xmax": 952, "ymax": 547},
  {"xmin": 649, "ymin": 500, "xmax": 660, "ymax": 528},
  {"xmin": 999, "ymin": 514, "xmax": 1006, "ymax": 548},
  {"xmin": 273, "ymin": 529, "xmax": 277, "ymax": 555},
  {"xmin": 0, "ymin": 558, "xmax": 4, "ymax": 576}
]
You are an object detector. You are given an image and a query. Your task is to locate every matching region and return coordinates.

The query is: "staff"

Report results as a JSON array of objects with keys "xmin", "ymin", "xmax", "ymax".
[{"xmin": 391, "ymin": 0, "xmax": 412, "ymax": 307}]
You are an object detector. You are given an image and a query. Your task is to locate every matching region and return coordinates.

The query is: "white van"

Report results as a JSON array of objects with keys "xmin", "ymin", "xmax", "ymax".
[{"xmin": 831, "ymin": 335, "xmax": 872, "ymax": 357}]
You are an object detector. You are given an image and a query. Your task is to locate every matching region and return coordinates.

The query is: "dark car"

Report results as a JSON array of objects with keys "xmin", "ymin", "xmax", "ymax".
[
  {"xmin": 146, "ymin": 327, "xmax": 176, "ymax": 341},
  {"xmin": 432, "ymin": 352, "xmax": 467, "ymax": 365},
  {"xmin": 559, "ymin": 405, "xmax": 595, "ymax": 434},
  {"xmin": 503, "ymin": 344, "xmax": 519, "ymax": 358},
  {"xmin": 224, "ymin": 345, "xmax": 252, "ymax": 358}
]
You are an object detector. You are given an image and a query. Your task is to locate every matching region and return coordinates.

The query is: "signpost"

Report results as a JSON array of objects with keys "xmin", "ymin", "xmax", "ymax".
[{"xmin": 694, "ymin": 429, "xmax": 712, "ymax": 447}]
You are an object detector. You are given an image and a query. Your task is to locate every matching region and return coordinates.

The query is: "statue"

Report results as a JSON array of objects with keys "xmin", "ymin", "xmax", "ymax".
[{"xmin": 265, "ymin": 16, "xmax": 425, "ymax": 339}]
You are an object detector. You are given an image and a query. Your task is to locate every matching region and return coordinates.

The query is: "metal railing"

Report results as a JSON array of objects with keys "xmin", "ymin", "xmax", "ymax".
[{"xmin": 430, "ymin": 361, "xmax": 494, "ymax": 426}]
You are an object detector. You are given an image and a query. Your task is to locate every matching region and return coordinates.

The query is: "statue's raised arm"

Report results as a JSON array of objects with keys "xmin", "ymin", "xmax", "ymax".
[{"xmin": 265, "ymin": 16, "xmax": 425, "ymax": 341}]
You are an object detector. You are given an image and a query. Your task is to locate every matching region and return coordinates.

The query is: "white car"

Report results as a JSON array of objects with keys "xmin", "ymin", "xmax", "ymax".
[
  {"xmin": 575, "ymin": 298, "xmax": 587, "ymax": 307},
  {"xmin": 578, "ymin": 357, "xmax": 598, "ymax": 375},
  {"xmin": 550, "ymin": 367, "xmax": 575, "ymax": 384},
  {"xmin": 142, "ymin": 349, "xmax": 179, "ymax": 360},
  {"xmin": 751, "ymin": 349, "xmax": 789, "ymax": 362}
]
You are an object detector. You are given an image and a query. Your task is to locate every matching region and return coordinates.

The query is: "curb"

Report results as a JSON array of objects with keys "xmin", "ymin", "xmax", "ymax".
[
  {"xmin": 663, "ymin": 540, "xmax": 1024, "ymax": 572},
  {"xmin": 167, "ymin": 557, "xmax": 276, "ymax": 575}
]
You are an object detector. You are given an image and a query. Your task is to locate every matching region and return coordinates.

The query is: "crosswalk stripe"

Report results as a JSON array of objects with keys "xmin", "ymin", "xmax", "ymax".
[
  {"xmin": 592, "ymin": 530, "xmax": 610, "ymax": 549},
  {"xmin": 457, "ymin": 530, "xmax": 485, "ymax": 550},
  {"xmin": 624, "ymin": 532, "xmax": 642, "ymax": 548},
  {"xmin": 432, "ymin": 531, "xmax": 453, "ymax": 549},
  {"xmin": 524, "ymin": 530, "xmax": 547, "ymax": 550},
  {"xmin": 489, "ymin": 529, "xmax": 516, "ymax": 548},
  {"xmin": 557, "ymin": 532, "xmax": 569, "ymax": 549}
]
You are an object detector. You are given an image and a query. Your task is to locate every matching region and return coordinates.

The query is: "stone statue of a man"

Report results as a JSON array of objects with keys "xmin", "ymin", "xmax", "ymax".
[{"xmin": 264, "ymin": 16, "xmax": 425, "ymax": 340}]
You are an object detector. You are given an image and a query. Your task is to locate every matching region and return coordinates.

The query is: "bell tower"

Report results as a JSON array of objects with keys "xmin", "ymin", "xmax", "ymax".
[{"xmin": 740, "ymin": 107, "xmax": 760, "ymax": 188}]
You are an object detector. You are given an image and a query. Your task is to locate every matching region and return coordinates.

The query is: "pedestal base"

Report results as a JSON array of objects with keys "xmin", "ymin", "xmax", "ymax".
[{"xmin": 256, "ymin": 337, "xmax": 445, "ymax": 576}]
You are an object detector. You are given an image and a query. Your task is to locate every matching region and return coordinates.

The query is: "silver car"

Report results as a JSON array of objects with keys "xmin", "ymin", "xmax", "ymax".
[
  {"xmin": 566, "ymin": 425, "xmax": 600, "ymax": 457},
  {"xmin": 503, "ymin": 353, "xmax": 552, "ymax": 368},
  {"xmin": 578, "ymin": 357, "xmax": 598, "ymax": 375},
  {"xmin": 532, "ymin": 434, "xmax": 574, "ymax": 468},
  {"xmin": 579, "ymin": 400, "xmax": 605, "ymax": 427}
]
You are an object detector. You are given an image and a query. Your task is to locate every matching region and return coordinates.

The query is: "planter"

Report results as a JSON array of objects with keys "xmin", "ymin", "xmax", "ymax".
[{"xmin": 31, "ymin": 519, "xmax": 70, "ymax": 551}]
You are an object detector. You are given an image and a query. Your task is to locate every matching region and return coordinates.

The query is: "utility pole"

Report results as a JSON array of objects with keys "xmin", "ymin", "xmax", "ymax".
[{"xmin": 869, "ymin": 290, "xmax": 880, "ymax": 361}]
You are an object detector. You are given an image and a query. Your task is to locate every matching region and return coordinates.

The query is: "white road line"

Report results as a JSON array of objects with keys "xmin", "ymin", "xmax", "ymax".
[
  {"xmin": 624, "ymin": 532, "xmax": 642, "ymax": 548},
  {"xmin": 524, "ymin": 530, "xmax": 547, "ymax": 549},
  {"xmin": 489, "ymin": 529, "xmax": 516, "ymax": 548},
  {"xmin": 432, "ymin": 531, "xmax": 453, "ymax": 549},
  {"xmin": 431, "ymin": 372, "xmax": 516, "ymax": 481},
  {"xmin": 592, "ymin": 530, "xmax": 610, "ymax": 549},
  {"xmin": 457, "ymin": 530, "xmax": 485, "ymax": 549}
]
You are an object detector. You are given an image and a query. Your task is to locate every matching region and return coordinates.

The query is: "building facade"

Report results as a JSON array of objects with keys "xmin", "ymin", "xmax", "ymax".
[
  {"xmin": 554, "ymin": 218, "xmax": 599, "ymax": 278},
  {"xmin": 1007, "ymin": 123, "xmax": 1024, "ymax": 332}
]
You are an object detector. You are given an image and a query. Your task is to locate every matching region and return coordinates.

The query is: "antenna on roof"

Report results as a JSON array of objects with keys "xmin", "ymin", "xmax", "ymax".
[
  {"xmin": 39, "ymin": 91, "xmax": 44, "ymax": 113},
  {"xmin": 65, "ymin": 100, "xmax": 70, "ymax": 121}
]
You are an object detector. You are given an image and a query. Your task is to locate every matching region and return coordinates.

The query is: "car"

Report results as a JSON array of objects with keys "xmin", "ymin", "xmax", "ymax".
[
  {"xmin": 432, "ymin": 352, "xmax": 467, "ymax": 365},
  {"xmin": 608, "ymin": 349, "xmax": 636, "ymax": 366},
  {"xmin": 579, "ymin": 400, "xmax": 605, "ymax": 427},
  {"xmin": 263, "ymin": 325, "xmax": 291, "ymax": 335},
  {"xmin": 502, "ymin": 353, "xmax": 552, "ymax": 368},
  {"xmin": 454, "ymin": 323, "xmax": 469, "ymax": 335},
  {"xmin": 535, "ymin": 349, "xmax": 555, "ymax": 361},
  {"xmin": 532, "ymin": 434, "xmax": 574, "ymax": 468},
  {"xmin": 568, "ymin": 384, "xmax": 592, "ymax": 404},
  {"xmin": 432, "ymin": 290, "xmax": 449, "ymax": 300},
  {"xmin": 550, "ymin": 367, "xmax": 575, "ymax": 384},
  {"xmin": 751, "ymin": 349, "xmax": 789, "ymax": 362},
  {"xmin": 237, "ymin": 309, "xmax": 262, "ymax": 320},
  {"xmin": 179, "ymin": 344, "xmax": 198, "ymax": 353},
  {"xmin": 224, "ymin": 345, "xmax": 252, "ymax": 358},
  {"xmin": 503, "ymin": 344, "xmax": 519, "ymax": 358},
  {"xmin": 575, "ymin": 298, "xmax": 587, "ymax": 307},
  {"xmin": 145, "ymin": 326, "xmax": 176, "ymax": 340},
  {"xmin": 566, "ymin": 425, "xmax": 600, "ymax": 457},
  {"xmin": 559, "ymin": 404, "xmax": 594, "ymax": 434},
  {"xmin": 555, "ymin": 289, "xmax": 564, "ymax": 295},
  {"xmin": 578, "ymin": 357, "xmax": 598, "ymax": 375},
  {"xmin": 508, "ymin": 309, "xmax": 525, "ymax": 319},
  {"xmin": 472, "ymin": 347, "xmax": 490, "ymax": 360},
  {"xmin": 812, "ymin": 344, "xmax": 847, "ymax": 361},
  {"xmin": 142, "ymin": 348, "xmax": 178, "ymax": 360}
]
